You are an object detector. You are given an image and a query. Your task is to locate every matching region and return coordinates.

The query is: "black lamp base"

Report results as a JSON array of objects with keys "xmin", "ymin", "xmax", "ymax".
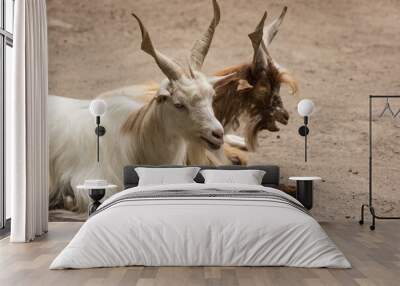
[
  {"xmin": 296, "ymin": 180, "xmax": 313, "ymax": 210},
  {"xmin": 88, "ymin": 188, "xmax": 106, "ymax": 215}
]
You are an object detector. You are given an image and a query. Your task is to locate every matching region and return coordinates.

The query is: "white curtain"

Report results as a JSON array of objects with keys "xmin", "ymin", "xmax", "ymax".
[{"xmin": 7, "ymin": 0, "xmax": 49, "ymax": 242}]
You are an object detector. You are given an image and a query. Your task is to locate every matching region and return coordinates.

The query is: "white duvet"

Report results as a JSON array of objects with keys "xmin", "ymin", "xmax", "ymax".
[{"xmin": 50, "ymin": 183, "xmax": 351, "ymax": 269}]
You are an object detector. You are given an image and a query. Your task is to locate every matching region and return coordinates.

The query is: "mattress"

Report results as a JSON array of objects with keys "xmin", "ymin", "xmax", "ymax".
[{"xmin": 50, "ymin": 183, "xmax": 350, "ymax": 269}]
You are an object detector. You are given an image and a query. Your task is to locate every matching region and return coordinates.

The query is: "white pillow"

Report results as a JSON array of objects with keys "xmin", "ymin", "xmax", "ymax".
[
  {"xmin": 200, "ymin": 169, "xmax": 266, "ymax": 185},
  {"xmin": 135, "ymin": 167, "xmax": 200, "ymax": 186}
]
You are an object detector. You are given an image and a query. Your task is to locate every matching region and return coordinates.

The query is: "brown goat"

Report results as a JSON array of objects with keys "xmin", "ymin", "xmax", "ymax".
[{"xmin": 212, "ymin": 7, "xmax": 298, "ymax": 151}]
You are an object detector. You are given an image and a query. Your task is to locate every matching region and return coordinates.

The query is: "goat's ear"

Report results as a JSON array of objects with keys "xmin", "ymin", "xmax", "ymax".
[
  {"xmin": 208, "ymin": 72, "xmax": 238, "ymax": 90},
  {"xmin": 156, "ymin": 79, "xmax": 172, "ymax": 102}
]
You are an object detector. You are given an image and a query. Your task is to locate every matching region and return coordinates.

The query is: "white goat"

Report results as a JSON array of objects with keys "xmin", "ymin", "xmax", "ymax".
[{"xmin": 49, "ymin": 0, "xmax": 231, "ymax": 212}]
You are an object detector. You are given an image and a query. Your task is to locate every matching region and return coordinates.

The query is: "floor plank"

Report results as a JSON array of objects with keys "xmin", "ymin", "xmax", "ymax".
[{"xmin": 0, "ymin": 221, "xmax": 399, "ymax": 286}]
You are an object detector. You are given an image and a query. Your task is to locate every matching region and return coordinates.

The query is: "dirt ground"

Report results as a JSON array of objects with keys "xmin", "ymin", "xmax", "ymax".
[{"xmin": 47, "ymin": 0, "xmax": 400, "ymax": 221}]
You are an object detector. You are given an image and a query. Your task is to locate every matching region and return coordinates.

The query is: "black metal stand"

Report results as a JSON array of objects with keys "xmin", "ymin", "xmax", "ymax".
[
  {"xmin": 94, "ymin": 115, "xmax": 106, "ymax": 163},
  {"xmin": 88, "ymin": 188, "xmax": 106, "ymax": 215},
  {"xmin": 296, "ymin": 180, "xmax": 313, "ymax": 210},
  {"xmin": 359, "ymin": 95, "xmax": 400, "ymax": 230},
  {"xmin": 298, "ymin": 116, "xmax": 310, "ymax": 162}
]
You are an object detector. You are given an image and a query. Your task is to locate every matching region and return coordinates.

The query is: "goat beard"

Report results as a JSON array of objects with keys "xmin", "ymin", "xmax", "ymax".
[
  {"xmin": 242, "ymin": 72, "xmax": 296, "ymax": 151},
  {"xmin": 244, "ymin": 114, "xmax": 276, "ymax": 151},
  {"xmin": 241, "ymin": 89, "xmax": 290, "ymax": 151}
]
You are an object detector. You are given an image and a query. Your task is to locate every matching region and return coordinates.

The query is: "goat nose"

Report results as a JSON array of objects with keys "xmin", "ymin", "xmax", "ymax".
[{"xmin": 212, "ymin": 129, "xmax": 224, "ymax": 140}]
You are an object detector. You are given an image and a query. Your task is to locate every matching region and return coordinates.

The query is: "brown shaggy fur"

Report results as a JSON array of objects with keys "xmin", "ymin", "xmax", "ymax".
[{"xmin": 213, "ymin": 62, "xmax": 298, "ymax": 150}]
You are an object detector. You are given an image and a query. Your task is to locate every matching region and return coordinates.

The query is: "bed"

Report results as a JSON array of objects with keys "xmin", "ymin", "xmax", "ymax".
[{"xmin": 50, "ymin": 165, "xmax": 350, "ymax": 269}]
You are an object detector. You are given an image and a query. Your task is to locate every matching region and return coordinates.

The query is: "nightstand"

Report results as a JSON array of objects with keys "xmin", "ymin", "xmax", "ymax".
[
  {"xmin": 77, "ymin": 184, "xmax": 117, "ymax": 215},
  {"xmin": 289, "ymin": 177, "xmax": 321, "ymax": 210}
]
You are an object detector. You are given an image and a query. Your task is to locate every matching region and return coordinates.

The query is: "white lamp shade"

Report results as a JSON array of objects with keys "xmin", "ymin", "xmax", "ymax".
[
  {"xmin": 89, "ymin": 99, "xmax": 107, "ymax": 116},
  {"xmin": 297, "ymin": 99, "xmax": 315, "ymax": 117}
]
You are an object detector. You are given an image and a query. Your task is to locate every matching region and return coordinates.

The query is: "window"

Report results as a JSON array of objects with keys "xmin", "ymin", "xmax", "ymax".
[{"xmin": 1, "ymin": 0, "xmax": 14, "ymax": 232}]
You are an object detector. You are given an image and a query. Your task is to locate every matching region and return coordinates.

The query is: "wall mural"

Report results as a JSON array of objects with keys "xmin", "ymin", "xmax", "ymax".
[{"xmin": 47, "ymin": 0, "xmax": 400, "ymax": 221}]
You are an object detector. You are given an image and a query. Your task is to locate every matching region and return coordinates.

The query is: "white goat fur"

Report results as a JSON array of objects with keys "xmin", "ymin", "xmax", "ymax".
[
  {"xmin": 49, "ymin": 86, "xmax": 153, "ymax": 212},
  {"xmin": 50, "ymin": 0, "xmax": 231, "ymax": 212},
  {"xmin": 49, "ymin": 77, "xmax": 224, "ymax": 212}
]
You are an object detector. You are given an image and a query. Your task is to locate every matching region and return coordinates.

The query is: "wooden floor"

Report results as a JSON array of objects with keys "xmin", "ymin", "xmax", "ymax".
[{"xmin": 0, "ymin": 221, "xmax": 399, "ymax": 286}]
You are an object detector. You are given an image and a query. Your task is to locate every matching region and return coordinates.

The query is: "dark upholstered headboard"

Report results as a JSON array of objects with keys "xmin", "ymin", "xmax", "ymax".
[{"xmin": 123, "ymin": 165, "xmax": 280, "ymax": 189}]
